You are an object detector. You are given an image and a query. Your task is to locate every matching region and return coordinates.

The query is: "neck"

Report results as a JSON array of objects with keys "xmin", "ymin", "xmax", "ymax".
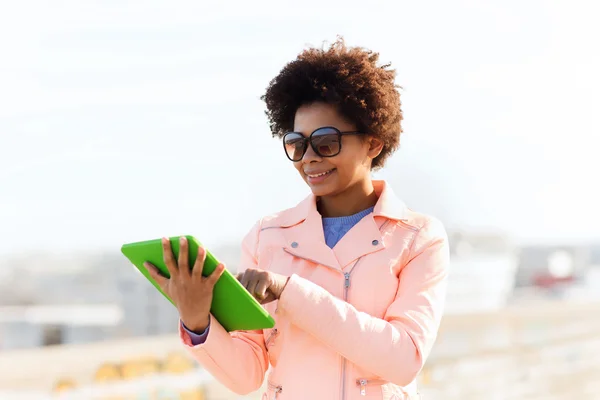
[{"xmin": 317, "ymin": 179, "xmax": 378, "ymax": 218}]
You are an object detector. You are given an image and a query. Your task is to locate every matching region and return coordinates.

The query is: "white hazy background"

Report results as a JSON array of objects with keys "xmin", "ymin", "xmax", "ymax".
[{"xmin": 0, "ymin": 0, "xmax": 598, "ymax": 257}]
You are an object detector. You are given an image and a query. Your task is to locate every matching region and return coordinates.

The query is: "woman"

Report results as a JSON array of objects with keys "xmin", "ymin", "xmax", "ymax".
[{"xmin": 145, "ymin": 38, "xmax": 449, "ymax": 400}]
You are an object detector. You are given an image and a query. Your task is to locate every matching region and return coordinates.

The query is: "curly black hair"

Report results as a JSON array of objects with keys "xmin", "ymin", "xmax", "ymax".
[{"xmin": 261, "ymin": 37, "xmax": 403, "ymax": 170}]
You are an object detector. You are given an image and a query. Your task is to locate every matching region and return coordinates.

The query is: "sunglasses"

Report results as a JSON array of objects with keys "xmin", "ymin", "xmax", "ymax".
[{"xmin": 282, "ymin": 126, "xmax": 364, "ymax": 162}]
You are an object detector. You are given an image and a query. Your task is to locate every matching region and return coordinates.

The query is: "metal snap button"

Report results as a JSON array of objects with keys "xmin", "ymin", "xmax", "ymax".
[
  {"xmin": 291, "ymin": 241, "xmax": 298, "ymax": 248},
  {"xmin": 372, "ymin": 239, "xmax": 379, "ymax": 246}
]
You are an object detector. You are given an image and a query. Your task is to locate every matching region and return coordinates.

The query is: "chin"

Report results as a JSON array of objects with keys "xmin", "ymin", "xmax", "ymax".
[
  {"xmin": 304, "ymin": 180, "xmax": 340, "ymax": 197},
  {"xmin": 307, "ymin": 187, "xmax": 331, "ymax": 197}
]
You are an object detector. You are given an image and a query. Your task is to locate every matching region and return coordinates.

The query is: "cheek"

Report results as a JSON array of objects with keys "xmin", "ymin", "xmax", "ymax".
[
  {"xmin": 333, "ymin": 153, "xmax": 367, "ymax": 177},
  {"xmin": 293, "ymin": 162, "xmax": 304, "ymax": 175}
]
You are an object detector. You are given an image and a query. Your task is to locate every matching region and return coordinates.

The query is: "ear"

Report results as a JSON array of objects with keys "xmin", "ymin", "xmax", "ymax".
[{"xmin": 366, "ymin": 136, "xmax": 384, "ymax": 159}]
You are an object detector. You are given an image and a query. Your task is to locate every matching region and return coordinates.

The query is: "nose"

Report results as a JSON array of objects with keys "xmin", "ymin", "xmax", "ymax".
[{"xmin": 301, "ymin": 142, "xmax": 322, "ymax": 164}]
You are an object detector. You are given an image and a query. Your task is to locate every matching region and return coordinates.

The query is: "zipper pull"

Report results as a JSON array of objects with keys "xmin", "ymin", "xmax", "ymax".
[
  {"xmin": 344, "ymin": 272, "xmax": 351, "ymax": 288},
  {"xmin": 359, "ymin": 379, "xmax": 367, "ymax": 396}
]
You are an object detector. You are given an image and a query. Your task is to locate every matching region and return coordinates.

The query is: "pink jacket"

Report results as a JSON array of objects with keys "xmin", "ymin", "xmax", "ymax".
[{"xmin": 179, "ymin": 180, "xmax": 449, "ymax": 399}]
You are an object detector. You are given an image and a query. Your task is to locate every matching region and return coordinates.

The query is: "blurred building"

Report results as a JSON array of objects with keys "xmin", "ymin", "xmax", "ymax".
[
  {"xmin": 445, "ymin": 230, "xmax": 518, "ymax": 313},
  {"xmin": 511, "ymin": 243, "xmax": 600, "ymax": 303},
  {"xmin": 0, "ymin": 252, "xmax": 180, "ymax": 350},
  {"xmin": 515, "ymin": 244, "xmax": 598, "ymax": 286},
  {"xmin": 0, "ymin": 304, "xmax": 122, "ymax": 349}
]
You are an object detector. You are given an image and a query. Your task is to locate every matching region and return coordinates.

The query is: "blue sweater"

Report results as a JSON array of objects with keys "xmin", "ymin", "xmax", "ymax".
[
  {"xmin": 321, "ymin": 207, "xmax": 374, "ymax": 248},
  {"xmin": 184, "ymin": 206, "xmax": 375, "ymax": 343}
]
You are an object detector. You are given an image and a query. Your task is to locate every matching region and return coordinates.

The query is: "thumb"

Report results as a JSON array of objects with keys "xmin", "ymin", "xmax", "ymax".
[{"xmin": 275, "ymin": 275, "xmax": 290, "ymax": 298}]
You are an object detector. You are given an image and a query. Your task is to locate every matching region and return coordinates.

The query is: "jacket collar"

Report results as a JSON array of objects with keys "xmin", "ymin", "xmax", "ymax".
[{"xmin": 264, "ymin": 180, "xmax": 409, "ymax": 270}]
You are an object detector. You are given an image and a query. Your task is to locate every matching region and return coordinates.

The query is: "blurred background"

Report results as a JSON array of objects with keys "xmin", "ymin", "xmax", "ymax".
[{"xmin": 0, "ymin": 0, "xmax": 598, "ymax": 399}]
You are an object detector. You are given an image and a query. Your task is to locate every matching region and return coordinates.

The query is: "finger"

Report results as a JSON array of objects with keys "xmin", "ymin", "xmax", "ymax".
[
  {"xmin": 259, "ymin": 291, "xmax": 277, "ymax": 305},
  {"xmin": 246, "ymin": 277, "xmax": 259, "ymax": 299},
  {"xmin": 206, "ymin": 263, "xmax": 226, "ymax": 287},
  {"xmin": 162, "ymin": 237, "xmax": 178, "ymax": 278},
  {"xmin": 253, "ymin": 278, "xmax": 270, "ymax": 301},
  {"xmin": 239, "ymin": 270, "xmax": 252, "ymax": 291},
  {"xmin": 144, "ymin": 262, "xmax": 169, "ymax": 289},
  {"xmin": 235, "ymin": 272, "xmax": 243, "ymax": 282},
  {"xmin": 178, "ymin": 236, "xmax": 190, "ymax": 278},
  {"xmin": 192, "ymin": 246, "xmax": 207, "ymax": 279}
]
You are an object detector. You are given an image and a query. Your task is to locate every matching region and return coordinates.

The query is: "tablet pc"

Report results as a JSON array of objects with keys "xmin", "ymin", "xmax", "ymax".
[{"xmin": 121, "ymin": 235, "xmax": 275, "ymax": 332}]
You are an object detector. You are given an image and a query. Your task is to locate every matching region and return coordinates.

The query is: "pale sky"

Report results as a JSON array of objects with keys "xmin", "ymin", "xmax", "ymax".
[{"xmin": 0, "ymin": 0, "xmax": 598, "ymax": 256}]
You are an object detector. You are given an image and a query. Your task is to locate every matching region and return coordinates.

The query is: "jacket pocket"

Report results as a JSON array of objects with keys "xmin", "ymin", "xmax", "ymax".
[
  {"xmin": 356, "ymin": 378, "xmax": 386, "ymax": 397},
  {"xmin": 265, "ymin": 328, "xmax": 279, "ymax": 347},
  {"xmin": 357, "ymin": 379, "xmax": 421, "ymax": 399},
  {"xmin": 265, "ymin": 327, "xmax": 282, "ymax": 367},
  {"xmin": 263, "ymin": 380, "xmax": 283, "ymax": 400}
]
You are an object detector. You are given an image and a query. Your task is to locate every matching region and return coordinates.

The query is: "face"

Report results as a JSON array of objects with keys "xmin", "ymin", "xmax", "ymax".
[{"xmin": 288, "ymin": 102, "xmax": 383, "ymax": 197}]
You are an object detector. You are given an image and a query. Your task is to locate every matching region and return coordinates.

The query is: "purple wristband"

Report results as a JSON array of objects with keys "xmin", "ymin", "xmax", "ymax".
[{"xmin": 181, "ymin": 320, "xmax": 210, "ymax": 345}]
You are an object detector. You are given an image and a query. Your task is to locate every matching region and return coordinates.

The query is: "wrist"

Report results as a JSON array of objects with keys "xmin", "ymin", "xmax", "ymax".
[{"xmin": 182, "ymin": 315, "xmax": 210, "ymax": 333}]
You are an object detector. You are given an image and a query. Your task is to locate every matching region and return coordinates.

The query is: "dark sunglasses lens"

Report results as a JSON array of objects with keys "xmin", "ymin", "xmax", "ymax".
[
  {"xmin": 311, "ymin": 128, "xmax": 340, "ymax": 157},
  {"xmin": 283, "ymin": 133, "xmax": 306, "ymax": 161}
]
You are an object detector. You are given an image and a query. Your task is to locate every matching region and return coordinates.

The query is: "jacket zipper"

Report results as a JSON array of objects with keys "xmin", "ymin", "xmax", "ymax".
[
  {"xmin": 268, "ymin": 381, "xmax": 283, "ymax": 399},
  {"xmin": 341, "ymin": 221, "xmax": 390, "ymax": 399},
  {"xmin": 340, "ymin": 258, "xmax": 363, "ymax": 400},
  {"xmin": 265, "ymin": 328, "xmax": 279, "ymax": 347},
  {"xmin": 357, "ymin": 379, "xmax": 387, "ymax": 396}
]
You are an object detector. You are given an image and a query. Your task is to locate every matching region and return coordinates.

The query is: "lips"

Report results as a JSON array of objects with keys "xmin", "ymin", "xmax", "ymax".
[{"xmin": 305, "ymin": 168, "xmax": 335, "ymax": 178}]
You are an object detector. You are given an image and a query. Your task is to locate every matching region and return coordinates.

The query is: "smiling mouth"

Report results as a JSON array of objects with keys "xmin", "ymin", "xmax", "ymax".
[{"xmin": 306, "ymin": 168, "xmax": 335, "ymax": 178}]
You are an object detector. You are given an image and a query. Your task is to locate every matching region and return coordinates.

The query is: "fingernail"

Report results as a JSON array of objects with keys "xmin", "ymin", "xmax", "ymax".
[{"xmin": 180, "ymin": 236, "xmax": 185, "ymax": 243}]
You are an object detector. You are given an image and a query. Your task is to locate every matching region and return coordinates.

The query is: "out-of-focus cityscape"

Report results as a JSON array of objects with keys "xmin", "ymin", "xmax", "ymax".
[
  {"xmin": 1, "ymin": 0, "xmax": 599, "ymax": 399},
  {"xmin": 1, "ymin": 234, "xmax": 599, "ymax": 351}
]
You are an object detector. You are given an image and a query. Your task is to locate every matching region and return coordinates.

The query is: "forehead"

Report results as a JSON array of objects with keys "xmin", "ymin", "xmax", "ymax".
[{"xmin": 293, "ymin": 102, "xmax": 356, "ymax": 133}]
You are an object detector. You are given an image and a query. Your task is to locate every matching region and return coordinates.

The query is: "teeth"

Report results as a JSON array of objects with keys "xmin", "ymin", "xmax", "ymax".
[{"xmin": 308, "ymin": 170, "xmax": 332, "ymax": 178}]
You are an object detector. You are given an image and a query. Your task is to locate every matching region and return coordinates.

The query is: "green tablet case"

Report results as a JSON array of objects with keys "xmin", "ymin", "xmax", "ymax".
[{"xmin": 121, "ymin": 235, "xmax": 275, "ymax": 332}]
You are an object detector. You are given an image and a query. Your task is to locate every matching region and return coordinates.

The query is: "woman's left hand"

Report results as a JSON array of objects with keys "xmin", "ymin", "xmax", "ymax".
[{"xmin": 236, "ymin": 268, "xmax": 289, "ymax": 304}]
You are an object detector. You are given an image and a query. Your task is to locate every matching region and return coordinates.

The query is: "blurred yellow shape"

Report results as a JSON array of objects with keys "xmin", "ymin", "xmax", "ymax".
[
  {"xmin": 179, "ymin": 388, "xmax": 206, "ymax": 400},
  {"xmin": 418, "ymin": 367, "xmax": 431, "ymax": 385},
  {"xmin": 121, "ymin": 357, "xmax": 160, "ymax": 380},
  {"xmin": 94, "ymin": 363, "xmax": 122, "ymax": 382},
  {"xmin": 53, "ymin": 378, "xmax": 76, "ymax": 393},
  {"xmin": 162, "ymin": 352, "xmax": 195, "ymax": 374}
]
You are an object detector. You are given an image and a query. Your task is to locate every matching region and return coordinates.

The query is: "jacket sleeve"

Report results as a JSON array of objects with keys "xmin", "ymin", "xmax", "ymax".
[
  {"xmin": 178, "ymin": 220, "xmax": 269, "ymax": 395},
  {"xmin": 276, "ymin": 217, "xmax": 449, "ymax": 387}
]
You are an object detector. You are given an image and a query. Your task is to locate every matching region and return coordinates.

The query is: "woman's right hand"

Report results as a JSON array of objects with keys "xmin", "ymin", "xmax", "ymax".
[{"xmin": 144, "ymin": 237, "xmax": 225, "ymax": 333}]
